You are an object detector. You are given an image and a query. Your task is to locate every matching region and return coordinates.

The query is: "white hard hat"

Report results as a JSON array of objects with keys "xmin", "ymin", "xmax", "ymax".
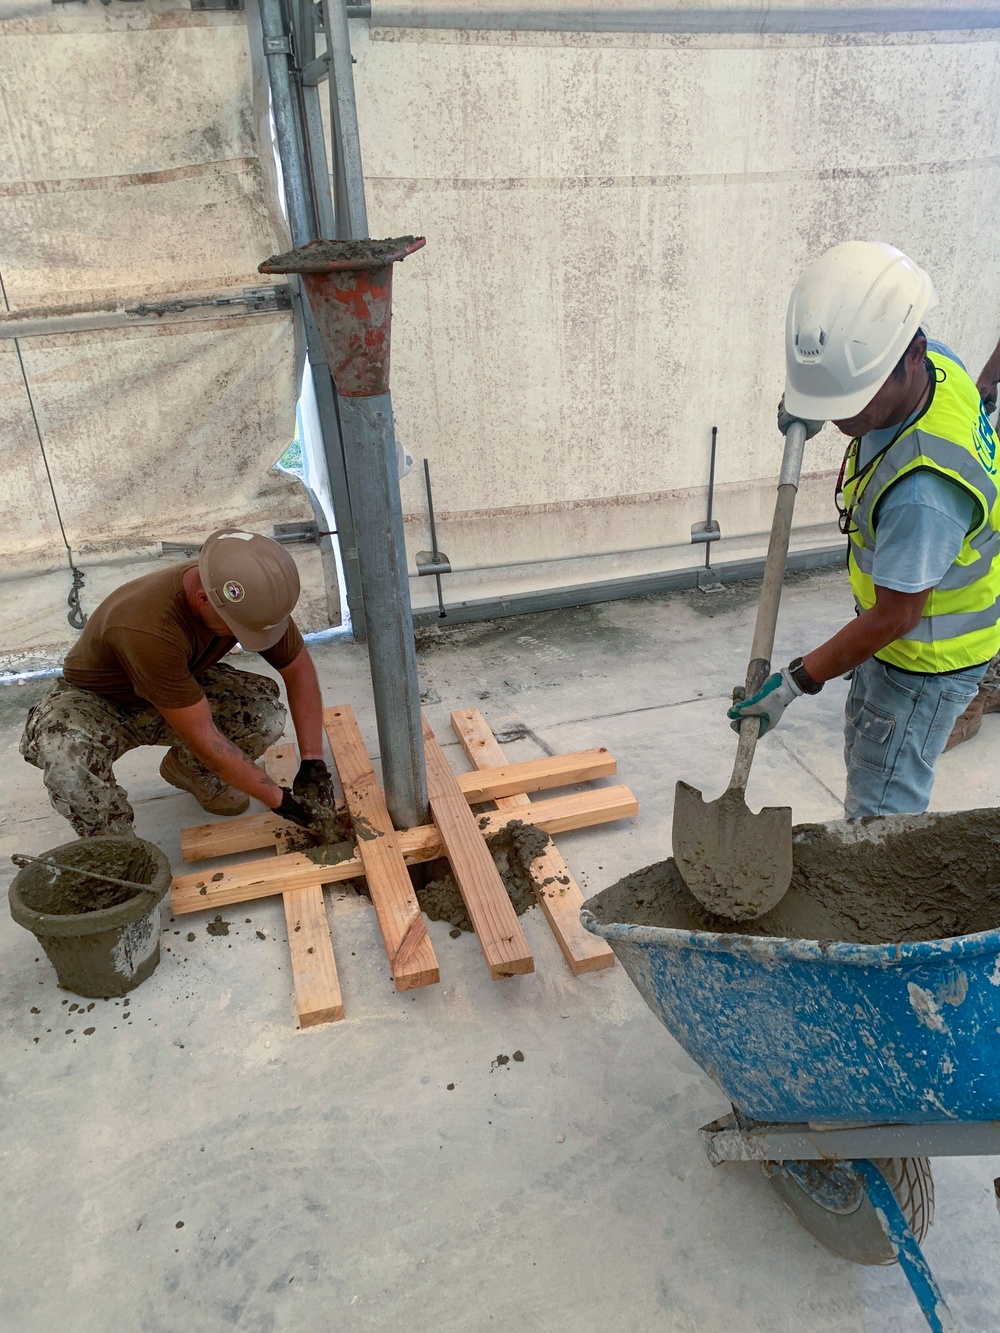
[{"xmin": 784, "ymin": 241, "xmax": 937, "ymax": 421}]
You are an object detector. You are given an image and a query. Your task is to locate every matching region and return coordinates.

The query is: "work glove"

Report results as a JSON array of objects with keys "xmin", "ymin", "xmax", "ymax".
[
  {"xmin": 777, "ymin": 394, "xmax": 824, "ymax": 441},
  {"xmin": 293, "ymin": 758, "xmax": 336, "ymax": 812},
  {"xmin": 978, "ymin": 376, "xmax": 998, "ymax": 416},
  {"xmin": 275, "ymin": 787, "xmax": 314, "ymax": 829},
  {"xmin": 727, "ymin": 668, "xmax": 803, "ymax": 737}
]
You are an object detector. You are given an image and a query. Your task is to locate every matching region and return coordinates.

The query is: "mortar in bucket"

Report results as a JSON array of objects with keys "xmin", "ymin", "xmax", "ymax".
[{"xmin": 9, "ymin": 836, "xmax": 171, "ymax": 998}]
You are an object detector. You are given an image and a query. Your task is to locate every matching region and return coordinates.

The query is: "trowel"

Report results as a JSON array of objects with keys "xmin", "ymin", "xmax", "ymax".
[{"xmin": 672, "ymin": 419, "xmax": 808, "ymax": 921}]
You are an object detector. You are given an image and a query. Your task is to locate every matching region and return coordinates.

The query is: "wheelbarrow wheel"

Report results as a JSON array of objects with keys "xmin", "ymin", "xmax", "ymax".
[{"xmin": 765, "ymin": 1157, "xmax": 934, "ymax": 1266}]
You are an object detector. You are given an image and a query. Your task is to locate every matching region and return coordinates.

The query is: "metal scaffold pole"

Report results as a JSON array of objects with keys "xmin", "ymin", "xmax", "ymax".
[
  {"xmin": 252, "ymin": 0, "xmax": 367, "ymax": 639},
  {"xmin": 256, "ymin": 0, "xmax": 428, "ymax": 828}
]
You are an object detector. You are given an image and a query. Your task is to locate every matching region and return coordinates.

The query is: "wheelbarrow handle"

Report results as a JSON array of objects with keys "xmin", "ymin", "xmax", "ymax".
[{"xmin": 729, "ymin": 419, "xmax": 808, "ymax": 792}]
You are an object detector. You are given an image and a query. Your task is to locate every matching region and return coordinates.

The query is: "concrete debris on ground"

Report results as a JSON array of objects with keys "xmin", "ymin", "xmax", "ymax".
[{"xmin": 2, "ymin": 570, "xmax": 999, "ymax": 1331}]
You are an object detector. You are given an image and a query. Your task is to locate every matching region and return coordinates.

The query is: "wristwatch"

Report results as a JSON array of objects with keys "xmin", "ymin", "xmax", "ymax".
[{"xmin": 788, "ymin": 656, "xmax": 824, "ymax": 695}]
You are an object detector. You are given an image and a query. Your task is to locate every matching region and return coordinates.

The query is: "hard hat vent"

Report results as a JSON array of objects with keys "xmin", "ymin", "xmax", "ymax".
[{"xmin": 795, "ymin": 325, "xmax": 826, "ymax": 358}]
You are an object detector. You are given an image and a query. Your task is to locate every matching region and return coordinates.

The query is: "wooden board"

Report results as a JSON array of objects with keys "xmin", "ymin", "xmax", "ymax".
[
  {"xmin": 324, "ymin": 706, "xmax": 439, "ymax": 991},
  {"xmin": 266, "ymin": 743, "xmax": 345, "ymax": 1027},
  {"xmin": 283, "ymin": 884, "xmax": 345, "ymax": 1026},
  {"xmin": 422, "ymin": 713, "xmax": 533, "ymax": 979},
  {"xmin": 451, "ymin": 709, "xmax": 616, "ymax": 975},
  {"xmin": 454, "ymin": 750, "xmax": 615, "ymax": 803},
  {"xmin": 180, "ymin": 748, "xmax": 616, "ymax": 862},
  {"xmin": 263, "ymin": 741, "xmax": 300, "ymax": 788},
  {"xmin": 170, "ymin": 786, "xmax": 639, "ymax": 915}
]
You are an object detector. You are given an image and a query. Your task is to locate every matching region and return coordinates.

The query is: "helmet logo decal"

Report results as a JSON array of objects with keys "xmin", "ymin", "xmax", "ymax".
[{"xmin": 222, "ymin": 581, "xmax": 246, "ymax": 603}]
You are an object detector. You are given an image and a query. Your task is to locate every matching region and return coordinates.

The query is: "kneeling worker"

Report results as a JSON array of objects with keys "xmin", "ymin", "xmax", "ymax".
[
  {"xmin": 729, "ymin": 241, "xmax": 1000, "ymax": 818},
  {"xmin": 21, "ymin": 529, "xmax": 335, "ymax": 836}
]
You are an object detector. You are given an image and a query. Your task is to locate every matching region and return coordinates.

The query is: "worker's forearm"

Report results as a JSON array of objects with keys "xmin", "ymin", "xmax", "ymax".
[
  {"xmin": 282, "ymin": 653, "xmax": 325, "ymax": 760},
  {"xmin": 187, "ymin": 730, "xmax": 283, "ymax": 808},
  {"xmin": 801, "ymin": 607, "xmax": 919, "ymax": 683},
  {"xmin": 981, "ymin": 339, "xmax": 1000, "ymax": 387}
]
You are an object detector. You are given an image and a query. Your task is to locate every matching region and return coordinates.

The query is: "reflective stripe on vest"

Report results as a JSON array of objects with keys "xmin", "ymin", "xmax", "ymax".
[{"xmin": 842, "ymin": 350, "xmax": 1000, "ymax": 673}]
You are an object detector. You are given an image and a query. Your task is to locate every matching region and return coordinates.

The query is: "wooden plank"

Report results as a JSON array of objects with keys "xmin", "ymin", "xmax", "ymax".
[
  {"xmin": 324, "ymin": 706, "xmax": 439, "ymax": 991},
  {"xmin": 264, "ymin": 741, "xmax": 299, "ymax": 788},
  {"xmin": 267, "ymin": 743, "xmax": 345, "ymax": 1026},
  {"xmin": 455, "ymin": 750, "xmax": 615, "ymax": 803},
  {"xmin": 170, "ymin": 786, "xmax": 639, "ymax": 915},
  {"xmin": 181, "ymin": 811, "xmax": 294, "ymax": 862},
  {"xmin": 283, "ymin": 883, "xmax": 345, "ymax": 1026},
  {"xmin": 172, "ymin": 852, "xmax": 332, "ymax": 913},
  {"xmin": 422, "ymin": 713, "xmax": 533, "ymax": 979},
  {"xmin": 179, "ymin": 749, "xmax": 616, "ymax": 862},
  {"xmin": 451, "ymin": 709, "xmax": 616, "ymax": 975}
]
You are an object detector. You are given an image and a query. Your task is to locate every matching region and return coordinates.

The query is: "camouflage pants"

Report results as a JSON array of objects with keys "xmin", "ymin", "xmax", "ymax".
[
  {"xmin": 20, "ymin": 664, "xmax": 285, "ymax": 837},
  {"xmin": 981, "ymin": 651, "xmax": 1000, "ymax": 692}
]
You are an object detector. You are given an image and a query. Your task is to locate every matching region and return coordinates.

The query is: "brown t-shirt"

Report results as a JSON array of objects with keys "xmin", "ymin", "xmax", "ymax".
[{"xmin": 63, "ymin": 561, "xmax": 304, "ymax": 710}]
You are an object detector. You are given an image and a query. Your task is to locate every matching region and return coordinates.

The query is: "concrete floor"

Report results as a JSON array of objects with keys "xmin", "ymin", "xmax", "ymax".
[{"xmin": 2, "ymin": 568, "xmax": 999, "ymax": 1333}]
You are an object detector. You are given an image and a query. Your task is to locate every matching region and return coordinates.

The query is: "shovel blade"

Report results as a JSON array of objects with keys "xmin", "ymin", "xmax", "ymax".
[{"xmin": 672, "ymin": 779, "xmax": 792, "ymax": 921}]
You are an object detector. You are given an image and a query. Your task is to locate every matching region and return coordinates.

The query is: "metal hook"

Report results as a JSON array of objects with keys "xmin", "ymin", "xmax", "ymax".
[{"xmin": 67, "ymin": 564, "xmax": 88, "ymax": 630}]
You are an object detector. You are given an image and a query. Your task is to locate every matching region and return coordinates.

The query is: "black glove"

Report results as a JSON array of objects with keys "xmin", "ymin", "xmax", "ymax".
[
  {"xmin": 777, "ymin": 394, "xmax": 824, "ymax": 441},
  {"xmin": 293, "ymin": 758, "xmax": 336, "ymax": 811},
  {"xmin": 275, "ymin": 787, "xmax": 313, "ymax": 829}
]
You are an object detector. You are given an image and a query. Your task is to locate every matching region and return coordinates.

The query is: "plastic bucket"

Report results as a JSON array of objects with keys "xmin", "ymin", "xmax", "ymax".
[{"xmin": 9, "ymin": 836, "xmax": 171, "ymax": 998}]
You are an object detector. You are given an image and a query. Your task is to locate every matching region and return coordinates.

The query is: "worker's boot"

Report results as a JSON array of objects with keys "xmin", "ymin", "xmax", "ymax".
[
  {"xmin": 159, "ymin": 747, "xmax": 250, "ymax": 816},
  {"xmin": 980, "ymin": 681, "xmax": 1000, "ymax": 714},
  {"xmin": 944, "ymin": 690, "xmax": 986, "ymax": 751}
]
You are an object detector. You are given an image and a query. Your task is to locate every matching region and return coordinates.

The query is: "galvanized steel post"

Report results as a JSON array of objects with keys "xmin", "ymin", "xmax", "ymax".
[
  {"xmin": 253, "ymin": 0, "xmax": 367, "ymax": 636},
  {"xmin": 260, "ymin": 238, "xmax": 429, "ymax": 828}
]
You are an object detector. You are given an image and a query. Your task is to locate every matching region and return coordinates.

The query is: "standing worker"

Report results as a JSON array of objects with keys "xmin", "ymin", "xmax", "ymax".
[
  {"xmin": 946, "ymin": 328, "xmax": 1000, "ymax": 747},
  {"xmin": 729, "ymin": 241, "xmax": 1000, "ymax": 818},
  {"xmin": 21, "ymin": 530, "xmax": 337, "ymax": 837}
]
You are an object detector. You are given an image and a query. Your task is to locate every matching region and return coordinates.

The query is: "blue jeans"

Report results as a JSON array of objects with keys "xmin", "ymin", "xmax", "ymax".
[{"xmin": 843, "ymin": 657, "xmax": 986, "ymax": 818}]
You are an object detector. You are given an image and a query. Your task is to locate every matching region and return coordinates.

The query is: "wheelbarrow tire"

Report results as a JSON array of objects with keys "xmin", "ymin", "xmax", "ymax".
[{"xmin": 766, "ymin": 1157, "xmax": 934, "ymax": 1266}]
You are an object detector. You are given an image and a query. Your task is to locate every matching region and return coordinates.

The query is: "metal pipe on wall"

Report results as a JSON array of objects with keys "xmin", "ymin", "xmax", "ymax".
[
  {"xmin": 353, "ymin": 4, "xmax": 1000, "ymax": 34},
  {"xmin": 322, "ymin": 0, "xmax": 369, "ymax": 239},
  {"xmin": 408, "ymin": 544, "xmax": 846, "ymax": 628}
]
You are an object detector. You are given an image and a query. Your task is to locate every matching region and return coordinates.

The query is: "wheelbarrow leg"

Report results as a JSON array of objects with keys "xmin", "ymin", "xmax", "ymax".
[{"xmin": 853, "ymin": 1160, "xmax": 957, "ymax": 1333}]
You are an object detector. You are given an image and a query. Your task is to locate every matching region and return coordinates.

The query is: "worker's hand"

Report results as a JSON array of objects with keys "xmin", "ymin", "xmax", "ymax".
[
  {"xmin": 275, "ymin": 787, "xmax": 314, "ymax": 829},
  {"xmin": 977, "ymin": 374, "xmax": 998, "ymax": 415},
  {"xmin": 293, "ymin": 758, "xmax": 336, "ymax": 811},
  {"xmin": 777, "ymin": 395, "xmax": 824, "ymax": 441},
  {"xmin": 727, "ymin": 668, "xmax": 803, "ymax": 737}
]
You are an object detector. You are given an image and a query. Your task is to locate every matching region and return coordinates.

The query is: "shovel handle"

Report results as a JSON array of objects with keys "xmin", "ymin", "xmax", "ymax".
[{"xmin": 730, "ymin": 420, "xmax": 807, "ymax": 793}]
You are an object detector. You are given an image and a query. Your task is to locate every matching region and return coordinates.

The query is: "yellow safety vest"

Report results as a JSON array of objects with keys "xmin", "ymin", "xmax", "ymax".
[{"xmin": 841, "ymin": 349, "xmax": 1000, "ymax": 673}]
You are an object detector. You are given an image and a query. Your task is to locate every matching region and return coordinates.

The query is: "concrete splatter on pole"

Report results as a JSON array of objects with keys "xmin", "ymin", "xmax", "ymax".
[{"xmin": 260, "ymin": 237, "xmax": 428, "ymax": 828}]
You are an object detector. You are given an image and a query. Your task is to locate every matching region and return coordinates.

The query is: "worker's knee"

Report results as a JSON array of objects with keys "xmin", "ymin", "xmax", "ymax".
[{"xmin": 201, "ymin": 667, "xmax": 287, "ymax": 754}]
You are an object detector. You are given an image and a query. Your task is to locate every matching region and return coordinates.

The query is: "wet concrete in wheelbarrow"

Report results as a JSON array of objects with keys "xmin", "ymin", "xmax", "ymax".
[{"xmin": 590, "ymin": 806, "xmax": 1000, "ymax": 944}]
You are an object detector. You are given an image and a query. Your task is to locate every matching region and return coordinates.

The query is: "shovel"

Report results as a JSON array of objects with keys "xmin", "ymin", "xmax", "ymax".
[{"xmin": 672, "ymin": 419, "xmax": 808, "ymax": 921}]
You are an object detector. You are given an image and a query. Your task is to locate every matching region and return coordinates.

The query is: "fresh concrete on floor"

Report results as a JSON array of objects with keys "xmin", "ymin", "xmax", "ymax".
[{"xmin": 2, "ymin": 568, "xmax": 999, "ymax": 1333}]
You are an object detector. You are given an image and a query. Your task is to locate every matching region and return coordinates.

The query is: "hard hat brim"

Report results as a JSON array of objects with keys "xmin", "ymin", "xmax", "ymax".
[
  {"xmin": 783, "ymin": 377, "xmax": 886, "ymax": 425},
  {"xmin": 212, "ymin": 604, "xmax": 291, "ymax": 653}
]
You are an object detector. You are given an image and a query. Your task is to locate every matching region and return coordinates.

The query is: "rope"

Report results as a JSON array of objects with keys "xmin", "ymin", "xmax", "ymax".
[{"xmin": 0, "ymin": 268, "xmax": 87, "ymax": 629}]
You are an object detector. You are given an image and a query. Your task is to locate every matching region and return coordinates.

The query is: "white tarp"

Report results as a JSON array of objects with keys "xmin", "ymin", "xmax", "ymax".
[
  {"xmin": 344, "ymin": 2, "xmax": 1000, "ymax": 612},
  {"xmin": 0, "ymin": 0, "xmax": 337, "ymax": 672}
]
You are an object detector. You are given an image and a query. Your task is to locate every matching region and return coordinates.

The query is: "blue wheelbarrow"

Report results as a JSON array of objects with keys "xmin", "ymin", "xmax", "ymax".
[{"xmin": 581, "ymin": 806, "xmax": 1000, "ymax": 1333}]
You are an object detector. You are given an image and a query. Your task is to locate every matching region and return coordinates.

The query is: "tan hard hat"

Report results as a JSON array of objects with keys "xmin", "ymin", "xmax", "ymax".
[{"xmin": 199, "ymin": 529, "xmax": 300, "ymax": 652}]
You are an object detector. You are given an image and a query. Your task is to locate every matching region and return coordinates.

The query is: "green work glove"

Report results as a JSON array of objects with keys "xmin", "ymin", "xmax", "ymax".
[
  {"xmin": 777, "ymin": 394, "xmax": 824, "ymax": 441},
  {"xmin": 727, "ymin": 668, "xmax": 803, "ymax": 737}
]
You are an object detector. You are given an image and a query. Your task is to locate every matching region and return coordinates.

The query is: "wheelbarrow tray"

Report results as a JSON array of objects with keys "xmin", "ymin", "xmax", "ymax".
[{"xmin": 582, "ymin": 807, "xmax": 1000, "ymax": 1125}]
